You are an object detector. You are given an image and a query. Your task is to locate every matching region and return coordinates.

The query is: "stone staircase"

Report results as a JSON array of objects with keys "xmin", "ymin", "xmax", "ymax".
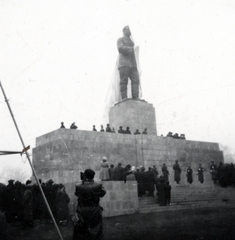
[{"xmin": 138, "ymin": 182, "xmax": 235, "ymax": 213}]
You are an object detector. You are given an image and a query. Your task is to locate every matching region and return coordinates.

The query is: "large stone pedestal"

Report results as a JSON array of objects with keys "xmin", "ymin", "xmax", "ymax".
[{"xmin": 109, "ymin": 99, "xmax": 157, "ymax": 135}]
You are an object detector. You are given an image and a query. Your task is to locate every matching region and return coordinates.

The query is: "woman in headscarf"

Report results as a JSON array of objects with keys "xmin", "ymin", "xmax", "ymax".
[{"xmin": 99, "ymin": 156, "xmax": 110, "ymax": 181}]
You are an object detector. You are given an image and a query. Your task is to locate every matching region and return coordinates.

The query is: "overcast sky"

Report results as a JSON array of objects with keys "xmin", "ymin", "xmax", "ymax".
[{"xmin": 0, "ymin": 0, "xmax": 235, "ymax": 183}]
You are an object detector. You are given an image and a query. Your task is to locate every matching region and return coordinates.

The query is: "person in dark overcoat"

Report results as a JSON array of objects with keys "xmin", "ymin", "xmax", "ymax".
[
  {"xmin": 56, "ymin": 186, "xmax": 70, "ymax": 225},
  {"xmin": 73, "ymin": 169, "xmax": 106, "ymax": 240},
  {"xmin": 197, "ymin": 164, "xmax": 204, "ymax": 183},
  {"xmin": 162, "ymin": 164, "xmax": 169, "ymax": 182},
  {"xmin": 165, "ymin": 181, "xmax": 171, "ymax": 206},
  {"xmin": 186, "ymin": 166, "xmax": 193, "ymax": 184},
  {"xmin": 157, "ymin": 177, "xmax": 166, "ymax": 206},
  {"xmin": 134, "ymin": 167, "xmax": 144, "ymax": 197},
  {"xmin": 108, "ymin": 164, "xmax": 115, "ymax": 180},
  {"xmin": 152, "ymin": 166, "xmax": 159, "ymax": 191},
  {"xmin": 210, "ymin": 161, "xmax": 218, "ymax": 183},
  {"xmin": 22, "ymin": 184, "xmax": 34, "ymax": 228},
  {"xmin": 114, "ymin": 163, "xmax": 125, "ymax": 181},
  {"xmin": 173, "ymin": 160, "xmax": 181, "ymax": 184},
  {"xmin": 0, "ymin": 210, "xmax": 7, "ymax": 240},
  {"xmin": 44, "ymin": 179, "xmax": 57, "ymax": 220},
  {"xmin": 143, "ymin": 167, "xmax": 155, "ymax": 197}
]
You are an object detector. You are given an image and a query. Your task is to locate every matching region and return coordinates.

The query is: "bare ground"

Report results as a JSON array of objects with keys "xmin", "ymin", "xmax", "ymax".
[{"xmin": 6, "ymin": 206, "xmax": 235, "ymax": 240}]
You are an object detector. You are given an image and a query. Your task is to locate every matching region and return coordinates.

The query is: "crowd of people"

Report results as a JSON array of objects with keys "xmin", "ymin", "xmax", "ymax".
[
  {"xmin": 1, "ymin": 160, "xmax": 234, "ymax": 239},
  {"xmin": 209, "ymin": 161, "xmax": 235, "ymax": 187},
  {"xmin": 0, "ymin": 179, "xmax": 70, "ymax": 228},
  {"xmin": 60, "ymin": 121, "xmax": 149, "ymax": 135},
  {"xmin": 99, "ymin": 157, "xmax": 173, "ymax": 206},
  {"xmin": 166, "ymin": 132, "xmax": 186, "ymax": 139}
]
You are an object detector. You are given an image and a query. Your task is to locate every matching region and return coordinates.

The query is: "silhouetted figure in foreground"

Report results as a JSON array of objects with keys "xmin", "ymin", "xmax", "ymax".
[
  {"xmin": 0, "ymin": 211, "xmax": 7, "ymax": 240},
  {"xmin": 70, "ymin": 122, "xmax": 78, "ymax": 129},
  {"xmin": 134, "ymin": 129, "xmax": 140, "ymax": 135},
  {"xmin": 60, "ymin": 122, "xmax": 65, "ymax": 128},
  {"xmin": 73, "ymin": 169, "xmax": 106, "ymax": 240},
  {"xmin": 22, "ymin": 183, "xmax": 34, "ymax": 228}
]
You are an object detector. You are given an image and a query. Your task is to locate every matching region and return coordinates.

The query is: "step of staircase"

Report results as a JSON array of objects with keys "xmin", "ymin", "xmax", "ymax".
[{"xmin": 138, "ymin": 184, "xmax": 235, "ymax": 213}]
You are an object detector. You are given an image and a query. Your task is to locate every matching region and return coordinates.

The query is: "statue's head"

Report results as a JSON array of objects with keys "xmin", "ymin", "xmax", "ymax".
[{"xmin": 123, "ymin": 26, "xmax": 131, "ymax": 37}]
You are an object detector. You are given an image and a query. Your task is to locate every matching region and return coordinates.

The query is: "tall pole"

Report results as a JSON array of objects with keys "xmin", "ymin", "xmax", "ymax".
[{"xmin": 0, "ymin": 81, "xmax": 64, "ymax": 240}]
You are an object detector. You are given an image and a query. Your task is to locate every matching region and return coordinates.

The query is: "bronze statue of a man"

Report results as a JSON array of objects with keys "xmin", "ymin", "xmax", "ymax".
[{"xmin": 117, "ymin": 26, "xmax": 140, "ymax": 100}]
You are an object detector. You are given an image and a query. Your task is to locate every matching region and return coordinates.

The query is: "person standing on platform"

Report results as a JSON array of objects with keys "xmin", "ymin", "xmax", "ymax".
[
  {"xmin": 152, "ymin": 166, "xmax": 159, "ymax": 193},
  {"xmin": 106, "ymin": 124, "xmax": 112, "ymax": 132},
  {"xmin": 100, "ymin": 125, "xmax": 105, "ymax": 132},
  {"xmin": 60, "ymin": 122, "xmax": 65, "ymax": 128},
  {"xmin": 210, "ymin": 161, "xmax": 218, "ymax": 183},
  {"xmin": 114, "ymin": 163, "xmax": 125, "ymax": 181},
  {"xmin": 197, "ymin": 163, "xmax": 204, "ymax": 183},
  {"xmin": 186, "ymin": 166, "xmax": 193, "ymax": 184},
  {"xmin": 70, "ymin": 122, "xmax": 78, "ymax": 129},
  {"xmin": 143, "ymin": 167, "xmax": 155, "ymax": 197},
  {"xmin": 99, "ymin": 157, "xmax": 110, "ymax": 181},
  {"xmin": 134, "ymin": 167, "xmax": 144, "ymax": 197},
  {"xmin": 108, "ymin": 164, "xmax": 115, "ymax": 180},
  {"xmin": 173, "ymin": 159, "xmax": 181, "ymax": 184},
  {"xmin": 125, "ymin": 166, "xmax": 136, "ymax": 182},
  {"xmin": 162, "ymin": 163, "xmax": 169, "ymax": 183},
  {"xmin": 73, "ymin": 169, "xmax": 106, "ymax": 240}
]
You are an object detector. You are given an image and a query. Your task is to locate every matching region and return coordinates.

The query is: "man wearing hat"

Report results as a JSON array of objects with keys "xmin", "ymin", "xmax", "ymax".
[
  {"xmin": 73, "ymin": 169, "xmax": 106, "ymax": 240},
  {"xmin": 99, "ymin": 156, "xmax": 110, "ymax": 181},
  {"xmin": 118, "ymin": 126, "xmax": 124, "ymax": 133}
]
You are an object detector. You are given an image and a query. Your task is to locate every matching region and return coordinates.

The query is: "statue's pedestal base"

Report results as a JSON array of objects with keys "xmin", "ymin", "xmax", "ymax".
[{"xmin": 109, "ymin": 98, "xmax": 157, "ymax": 134}]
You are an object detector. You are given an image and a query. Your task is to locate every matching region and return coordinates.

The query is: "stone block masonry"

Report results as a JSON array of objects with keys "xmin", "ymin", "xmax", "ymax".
[
  {"xmin": 32, "ymin": 97, "xmax": 224, "ymax": 218},
  {"xmin": 109, "ymin": 99, "xmax": 157, "ymax": 134},
  {"xmin": 63, "ymin": 181, "xmax": 138, "ymax": 218},
  {"xmin": 33, "ymin": 128, "xmax": 223, "ymax": 184}
]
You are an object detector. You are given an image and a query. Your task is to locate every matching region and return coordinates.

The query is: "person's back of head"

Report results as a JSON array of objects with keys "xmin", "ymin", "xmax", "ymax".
[{"xmin": 84, "ymin": 169, "xmax": 95, "ymax": 180}]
